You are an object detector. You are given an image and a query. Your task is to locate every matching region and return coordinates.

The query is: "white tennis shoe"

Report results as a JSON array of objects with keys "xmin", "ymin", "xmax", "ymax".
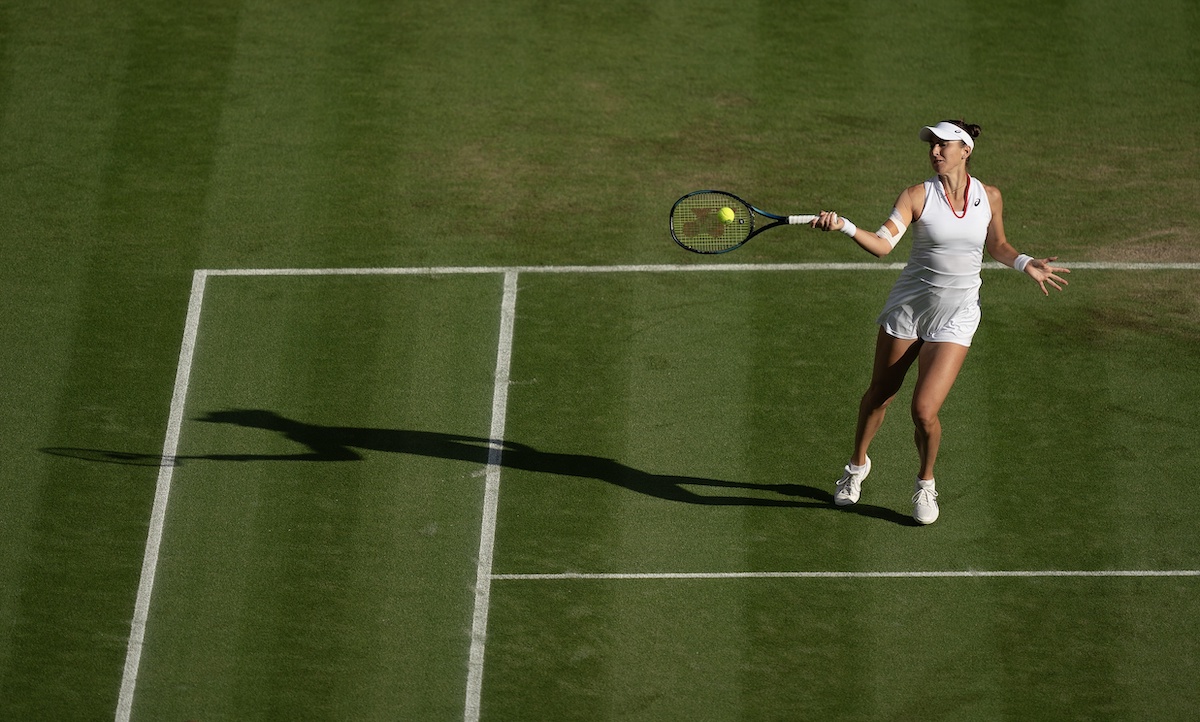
[
  {"xmin": 912, "ymin": 478, "xmax": 939, "ymax": 525},
  {"xmin": 833, "ymin": 456, "xmax": 871, "ymax": 506}
]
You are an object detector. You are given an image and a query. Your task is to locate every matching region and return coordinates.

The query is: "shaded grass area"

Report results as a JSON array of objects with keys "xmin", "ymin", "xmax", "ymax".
[{"xmin": 484, "ymin": 576, "xmax": 1200, "ymax": 721}]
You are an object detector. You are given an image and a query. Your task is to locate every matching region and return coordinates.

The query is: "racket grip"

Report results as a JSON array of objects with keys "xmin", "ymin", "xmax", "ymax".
[{"xmin": 788, "ymin": 215, "xmax": 817, "ymax": 225}]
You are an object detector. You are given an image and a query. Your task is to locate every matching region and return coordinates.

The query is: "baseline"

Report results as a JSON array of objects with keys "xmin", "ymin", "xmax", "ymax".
[{"xmin": 202, "ymin": 261, "xmax": 1200, "ymax": 277}]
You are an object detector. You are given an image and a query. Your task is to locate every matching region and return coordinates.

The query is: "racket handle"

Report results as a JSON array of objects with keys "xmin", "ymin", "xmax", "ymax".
[{"xmin": 788, "ymin": 215, "xmax": 817, "ymax": 225}]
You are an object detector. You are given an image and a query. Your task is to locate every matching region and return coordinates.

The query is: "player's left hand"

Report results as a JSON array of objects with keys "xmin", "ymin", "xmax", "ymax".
[{"xmin": 1026, "ymin": 256, "xmax": 1070, "ymax": 295}]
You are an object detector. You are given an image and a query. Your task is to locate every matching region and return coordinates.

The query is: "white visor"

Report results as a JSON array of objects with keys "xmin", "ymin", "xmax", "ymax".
[{"xmin": 919, "ymin": 121, "xmax": 974, "ymax": 149}]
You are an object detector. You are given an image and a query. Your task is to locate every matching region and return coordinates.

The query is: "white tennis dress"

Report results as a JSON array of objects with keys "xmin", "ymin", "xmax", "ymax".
[{"xmin": 877, "ymin": 175, "xmax": 993, "ymax": 346}]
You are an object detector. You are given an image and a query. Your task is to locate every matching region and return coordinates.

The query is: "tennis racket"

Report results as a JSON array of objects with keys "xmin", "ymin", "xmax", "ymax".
[{"xmin": 669, "ymin": 190, "xmax": 817, "ymax": 254}]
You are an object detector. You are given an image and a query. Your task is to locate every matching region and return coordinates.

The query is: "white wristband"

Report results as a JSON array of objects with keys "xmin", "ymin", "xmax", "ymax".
[
  {"xmin": 1013, "ymin": 253, "xmax": 1034, "ymax": 272},
  {"xmin": 839, "ymin": 218, "xmax": 858, "ymax": 237}
]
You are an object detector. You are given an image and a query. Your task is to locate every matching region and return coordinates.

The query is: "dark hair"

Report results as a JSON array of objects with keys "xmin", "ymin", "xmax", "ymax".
[{"xmin": 942, "ymin": 119, "xmax": 982, "ymax": 140}]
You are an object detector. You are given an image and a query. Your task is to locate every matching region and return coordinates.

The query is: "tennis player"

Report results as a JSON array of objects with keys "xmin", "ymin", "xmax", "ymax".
[{"xmin": 812, "ymin": 119, "xmax": 1069, "ymax": 525}]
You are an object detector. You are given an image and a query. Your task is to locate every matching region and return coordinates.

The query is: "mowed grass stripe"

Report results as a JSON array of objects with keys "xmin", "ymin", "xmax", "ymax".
[
  {"xmin": 614, "ymin": 273, "xmax": 757, "ymax": 718},
  {"xmin": 489, "ymin": 272, "xmax": 632, "ymax": 720},
  {"xmin": 129, "ymin": 275, "xmax": 504, "ymax": 721},
  {"xmin": 0, "ymin": 4, "xmax": 135, "ymax": 709},
  {"xmin": 482, "ymin": 572, "xmax": 1200, "ymax": 720},
  {"xmin": 198, "ymin": 1, "xmax": 427, "ymax": 270},
  {"xmin": 491, "ymin": 273, "xmax": 769, "ymax": 720},
  {"xmin": 2, "ymin": 5, "xmax": 242, "ymax": 719}
]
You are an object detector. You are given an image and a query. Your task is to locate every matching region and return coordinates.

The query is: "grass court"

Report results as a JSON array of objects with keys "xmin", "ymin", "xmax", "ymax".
[{"xmin": 2, "ymin": 1, "xmax": 1199, "ymax": 720}]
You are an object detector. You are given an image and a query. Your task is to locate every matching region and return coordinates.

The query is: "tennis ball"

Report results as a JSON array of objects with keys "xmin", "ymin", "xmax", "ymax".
[{"xmin": 718, "ymin": 207, "xmax": 735, "ymax": 224}]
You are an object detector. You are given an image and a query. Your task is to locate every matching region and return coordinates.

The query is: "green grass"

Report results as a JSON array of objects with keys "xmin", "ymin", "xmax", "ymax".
[
  {"xmin": 485, "ymin": 575, "xmax": 1200, "ymax": 720},
  {"xmin": 1, "ymin": 0, "xmax": 1198, "ymax": 719},
  {"xmin": 134, "ymin": 275, "xmax": 502, "ymax": 720}
]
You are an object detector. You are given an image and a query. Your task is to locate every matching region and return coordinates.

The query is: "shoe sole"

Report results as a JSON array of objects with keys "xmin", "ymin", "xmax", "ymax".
[{"xmin": 913, "ymin": 507, "xmax": 939, "ymax": 525}]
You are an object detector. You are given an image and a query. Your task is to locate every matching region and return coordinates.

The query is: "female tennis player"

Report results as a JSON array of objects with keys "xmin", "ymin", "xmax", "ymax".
[{"xmin": 812, "ymin": 119, "xmax": 1069, "ymax": 524}]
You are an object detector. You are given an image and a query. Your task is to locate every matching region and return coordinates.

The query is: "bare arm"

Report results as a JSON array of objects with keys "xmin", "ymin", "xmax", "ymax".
[
  {"xmin": 811, "ymin": 184, "xmax": 923, "ymax": 258},
  {"xmin": 983, "ymin": 184, "xmax": 1020, "ymax": 266},
  {"xmin": 983, "ymin": 184, "xmax": 1071, "ymax": 295}
]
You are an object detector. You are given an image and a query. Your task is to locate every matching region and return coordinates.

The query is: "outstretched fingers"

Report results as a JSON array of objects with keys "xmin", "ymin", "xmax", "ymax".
[{"xmin": 1034, "ymin": 256, "xmax": 1070, "ymax": 295}]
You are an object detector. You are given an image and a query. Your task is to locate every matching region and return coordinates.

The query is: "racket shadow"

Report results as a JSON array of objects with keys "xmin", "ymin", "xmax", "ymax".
[{"xmin": 43, "ymin": 409, "xmax": 914, "ymax": 524}]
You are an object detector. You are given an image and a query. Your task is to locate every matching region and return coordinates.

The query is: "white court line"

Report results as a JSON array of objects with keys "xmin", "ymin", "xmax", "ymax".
[
  {"xmin": 493, "ymin": 570, "xmax": 1200, "ymax": 581},
  {"xmin": 203, "ymin": 263, "xmax": 904, "ymax": 275},
  {"xmin": 464, "ymin": 271, "xmax": 519, "ymax": 722},
  {"xmin": 115, "ymin": 270, "xmax": 209, "ymax": 722},
  {"xmin": 1069, "ymin": 262, "xmax": 1200, "ymax": 270},
  {"xmin": 202, "ymin": 261, "xmax": 1200, "ymax": 277}
]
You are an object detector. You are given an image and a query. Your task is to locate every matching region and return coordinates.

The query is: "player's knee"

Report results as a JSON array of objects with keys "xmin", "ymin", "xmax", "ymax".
[
  {"xmin": 862, "ymin": 386, "xmax": 897, "ymax": 411},
  {"xmin": 910, "ymin": 401, "xmax": 939, "ymax": 431}
]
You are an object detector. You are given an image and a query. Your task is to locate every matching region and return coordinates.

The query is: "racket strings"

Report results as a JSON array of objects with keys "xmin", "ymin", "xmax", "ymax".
[{"xmin": 671, "ymin": 193, "xmax": 752, "ymax": 253}]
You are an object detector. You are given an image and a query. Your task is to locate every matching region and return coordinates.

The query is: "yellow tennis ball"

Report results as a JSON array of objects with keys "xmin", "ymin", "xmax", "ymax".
[{"xmin": 718, "ymin": 207, "xmax": 735, "ymax": 223}]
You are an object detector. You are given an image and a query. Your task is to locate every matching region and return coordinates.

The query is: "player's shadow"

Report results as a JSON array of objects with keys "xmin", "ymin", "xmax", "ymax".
[{"xmin": 42, "ymin": 409, "xmax": 914, "ymax": 524}]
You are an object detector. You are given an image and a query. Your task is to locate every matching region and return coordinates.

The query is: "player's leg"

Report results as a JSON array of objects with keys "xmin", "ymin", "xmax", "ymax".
[
  {"xmin": 910, "ymin": 340, "xmax": 970, "ymax": 479},
  {"xmin": 850, "ymin": 327, "xmax": 923, "ymax": 466},
  {"xmin": 835, "ymin": 328, "xmax": 922, "ymax": 506}
]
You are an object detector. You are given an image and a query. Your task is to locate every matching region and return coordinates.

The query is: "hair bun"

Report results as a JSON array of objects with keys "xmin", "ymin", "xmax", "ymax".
[{"xmin": 944, "ymin": 119, "xmax": 982, "ymax": 139}]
